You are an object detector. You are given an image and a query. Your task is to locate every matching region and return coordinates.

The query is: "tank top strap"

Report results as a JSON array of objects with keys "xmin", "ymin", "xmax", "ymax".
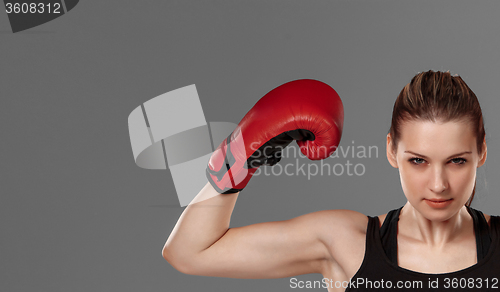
[
  {"xmin": 365, "ymin": 215, "xmax": 380, "ymax": 252},
  {"xmin": 466, "ymin": 206, "xmax": 492, "ymax": 261},
  {"xmin": 488, "ymin": 215, "xmax": 500, "ymax": 246},
  {"xmin": 360, "ymin": 215, "xmax": 390, "ymax": 270},
  {"xmin": 379, "ymin": 206, "xmax": 403, "ymax": 264}
]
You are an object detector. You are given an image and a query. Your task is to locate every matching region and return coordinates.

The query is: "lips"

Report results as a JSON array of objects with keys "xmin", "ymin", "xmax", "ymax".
[
  {"xmin": 426, "ymin": 199, "xmax": 452, "ymax": 202},
  {"xmin": 424, "ymin": 198, "xmax": 453, "ymax": 208}
]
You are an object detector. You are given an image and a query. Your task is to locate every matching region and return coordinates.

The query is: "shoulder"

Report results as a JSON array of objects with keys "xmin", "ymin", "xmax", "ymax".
[
  {"xmin": 471, "ymin": 208, "xmax": 493, "ymax": 227},
  {"xmin": 485, "ymin": 214, "xmax": 492, "ymax": 225},
  {"xmin": 377, "ymin": 213, "xmax": 388, "ymax": 228},
  {"xmin": 300, "ymin": 209, "xmax": 370, "ymax": 234},
  {"xmin": 302, "ymin": 210, "xmax": 372, "ymax": 278},
  {"xmin": 288, "ymin": 209, "xmax": 369, "ymax": 245},
  {"xmin": 483, "ymin": 213, "xmax": 495, "ymax": 227},
  {"xmin": 295, "ymin": 209, "xmax": 370, "ymax": 255}
]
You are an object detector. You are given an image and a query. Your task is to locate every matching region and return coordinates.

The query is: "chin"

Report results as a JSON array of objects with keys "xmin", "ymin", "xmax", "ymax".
[{"xmin": 418, "ymin": 199, "xmax": 463, "ymax": 221}]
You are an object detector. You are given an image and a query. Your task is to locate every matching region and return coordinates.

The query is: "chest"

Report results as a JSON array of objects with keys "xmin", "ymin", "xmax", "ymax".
[
  {"xmin": 321, "ymin": 225, "xmax": 480, "ymax": 291},
  {"xmin": 396, "ymin": 232, "xmax": 478, "ymax": 273}
]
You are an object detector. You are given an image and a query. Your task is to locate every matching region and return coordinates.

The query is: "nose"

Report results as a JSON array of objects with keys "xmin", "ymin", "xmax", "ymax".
[{"xmin": 429, "ymin": 166, "xmax": 448, "ymax": 193}]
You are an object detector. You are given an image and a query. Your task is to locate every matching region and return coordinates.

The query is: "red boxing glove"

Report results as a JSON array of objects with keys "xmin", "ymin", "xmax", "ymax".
[{"xmin": 206, "ymin": 79, "xmax": 344, "ymax": 194}]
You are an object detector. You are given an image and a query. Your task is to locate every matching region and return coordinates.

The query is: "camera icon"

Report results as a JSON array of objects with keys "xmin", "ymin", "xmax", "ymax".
[{"xmin": 128, "ymin": 85, "xmax": 237, "ymax": 206}]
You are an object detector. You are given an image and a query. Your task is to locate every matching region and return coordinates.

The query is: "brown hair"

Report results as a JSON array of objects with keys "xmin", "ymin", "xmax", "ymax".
[{"xmin": 389, "ymin": 70, "xmax": 485, "ymax": 207}]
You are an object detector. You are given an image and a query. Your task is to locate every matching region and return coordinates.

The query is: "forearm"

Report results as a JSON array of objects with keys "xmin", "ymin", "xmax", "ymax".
[{"xmin": 162, "ymin": 182, "xmax": 239, "ymax": 264}]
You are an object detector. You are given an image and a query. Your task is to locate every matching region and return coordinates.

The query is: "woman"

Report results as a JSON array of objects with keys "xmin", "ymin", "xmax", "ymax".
[{"xmin": 162, "ymin": 71, "xmax": 499, "ymax": 291}]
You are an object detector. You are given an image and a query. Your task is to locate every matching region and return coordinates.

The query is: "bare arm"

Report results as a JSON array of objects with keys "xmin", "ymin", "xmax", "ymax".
[
  {"xmin": 162, "ymin": 79, "xmax": 352, "ymax": 278},
  {"xmin": 162, "ymin": 182, "xmax": 240, "ymax": 274},
  {"xmin": 162, "ymin": 182, "xmax": 366, "ymax": 279}
]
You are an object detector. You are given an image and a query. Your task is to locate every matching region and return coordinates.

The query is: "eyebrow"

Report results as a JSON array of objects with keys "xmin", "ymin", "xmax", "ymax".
[{"xmin": 404, "ymin": 151, "xmax": 473, "ymax": 160}]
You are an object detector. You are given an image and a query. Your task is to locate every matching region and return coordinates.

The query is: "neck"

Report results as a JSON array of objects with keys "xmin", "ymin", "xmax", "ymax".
[{"xmin": 400, "ymin": 201, "xmax": 472, "ymax": 248}]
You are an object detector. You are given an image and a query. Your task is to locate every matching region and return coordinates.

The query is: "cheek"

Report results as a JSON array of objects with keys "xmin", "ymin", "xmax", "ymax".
[
  {"xmin": 398, "ymin": 165, "xmax": 426, "ymax": 195},
  {"xmin": 450, "ymin": 167, "xmax": 477, "ymax": 194}
]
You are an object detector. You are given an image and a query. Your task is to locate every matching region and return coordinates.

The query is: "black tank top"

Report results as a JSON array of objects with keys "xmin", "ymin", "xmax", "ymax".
[{"xmin": 345, "ymin": 206, "xmax": 500, "ymax": 291}]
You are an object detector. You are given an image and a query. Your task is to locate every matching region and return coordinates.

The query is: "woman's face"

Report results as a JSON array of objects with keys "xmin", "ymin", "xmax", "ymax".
[{"xmin": 387, "ymin": 119, "xmax": 487, "ymax": 221}]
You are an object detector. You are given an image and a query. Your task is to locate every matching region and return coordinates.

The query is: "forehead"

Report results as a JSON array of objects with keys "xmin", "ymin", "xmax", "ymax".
[{"xmin": 397, "ymin": 120, "xmax": 477, "ymax": 155}]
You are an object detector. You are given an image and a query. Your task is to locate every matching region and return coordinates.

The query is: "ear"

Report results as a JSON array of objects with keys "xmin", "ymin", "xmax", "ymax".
[
  {"xmin": 386, "ymin": 133, "xmax": 398, "ymax": 168},
  {"xmin": 477, "ymin": 137, "xmax": 487, "ymax": 168}
]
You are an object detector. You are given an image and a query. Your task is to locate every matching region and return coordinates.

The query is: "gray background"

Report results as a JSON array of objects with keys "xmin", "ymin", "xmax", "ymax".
[{"xmin": 1, "ymin": 1, "xmax": 500, "ymax": 291}]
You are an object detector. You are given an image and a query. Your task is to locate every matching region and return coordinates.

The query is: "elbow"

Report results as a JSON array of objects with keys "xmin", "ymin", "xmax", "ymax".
[
  {"xmin": 162, "ymin": 248, "xmax": 197, "ymax": 275},
  {"xmin": 161, "ymin": 247, "xmax": 171, "ymax": 262}
]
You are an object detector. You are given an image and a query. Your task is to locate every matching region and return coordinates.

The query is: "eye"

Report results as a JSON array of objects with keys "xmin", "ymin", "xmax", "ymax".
[
  {"xmin": 450, "ymin": 157, "xmax": 467, "ymax": 165},
  {"xmin": 409, "ymin": 157, "xmax": 426, "ymax": 165}
]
